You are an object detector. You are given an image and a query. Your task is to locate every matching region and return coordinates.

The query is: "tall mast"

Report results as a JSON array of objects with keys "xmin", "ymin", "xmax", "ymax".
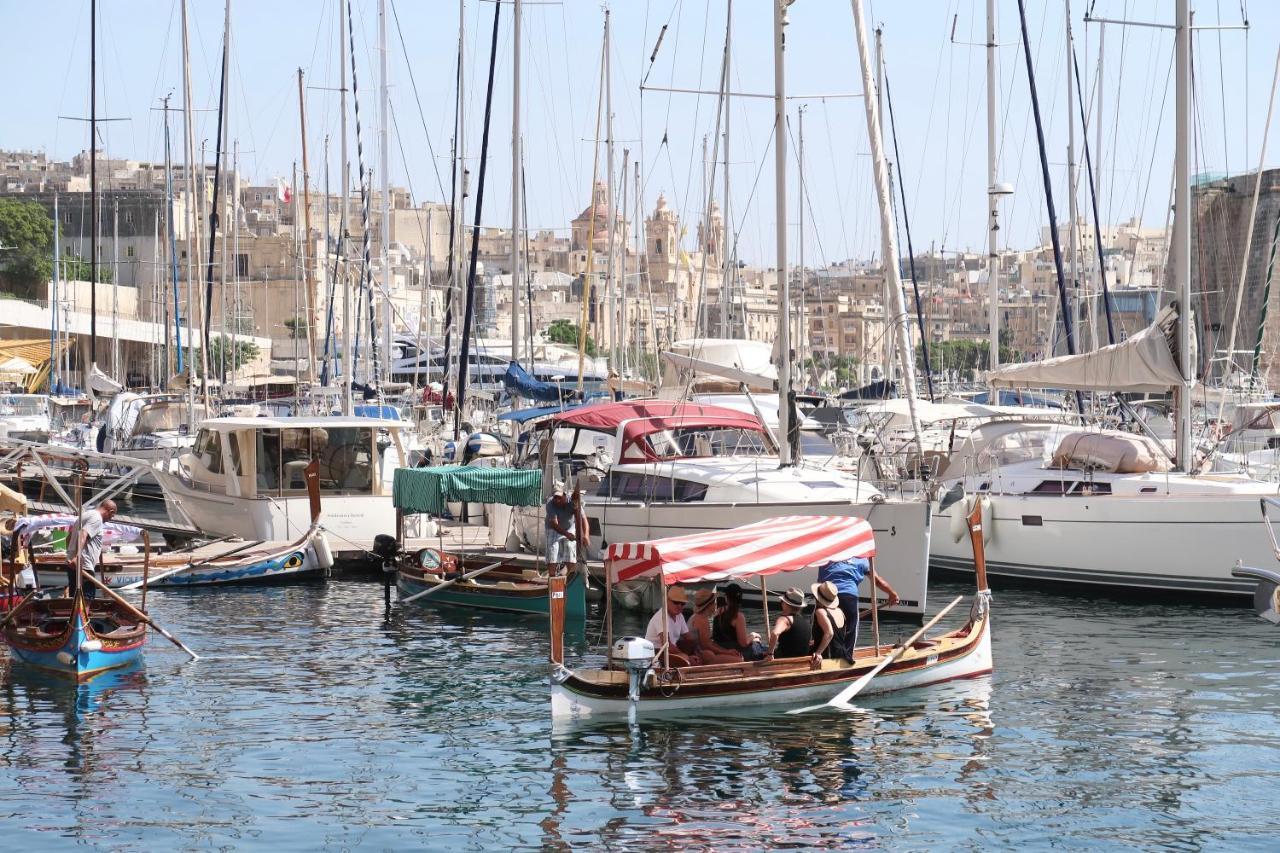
[
  {"xmin": 112, "ymin": 201, "xmax": 120, "ymax": 380},
  {"xmin": 163, "ymin": 96, "xmax": 183, "ymax": 379},
  {"xmin": 89, "ymin": 0, "xmax": 98, "ymax": 383},
  {"xmin": 722, "ymin": 0, "xmax": 733, "ymax": 339},
  {"xmin": 339, "ymin": 0, "xmax": 353, "ymax": 414},
  {"xmin": 299, "ymin": 68, "xmax": 318, "ymax": 387},
  {"xmin": 852, "ymin": 0, "xmax": 924, "ymax": 454},
  {"xmin": 379, "ymin": 0, "xmax": 392, "ymax": 385},
  {"xmin": 875, "ymin": 25, "xmax": 892, "ymax": 381},
  {"xmin": 180, "ymin": 0, "xmax": 198, "ymax": 419},
  {"xmin": 510, "ymin": 0, "xmax": 522, "ymax": 372},
  {"xmin": 798, "ymin": 104, "xmax": 805, "ymax": 362},
  {"xmin": 1096, "ymin": 23, "xmax": 1106, "ymax": 292},
  {"xmin": 986, "ymin": 0, "xmax": 1000, "ymax": 374},
  {"xmin": 773, "ymin": 0, "xmax": 792, "ymax": 465},
  {"xmin": 52, "ymin": 195, "xmax": 60, "ymax": 393},
  {"xmin": 1174, "ymin": 0, "xmax": 1192, "ymax": 471},
  {"xmin": 604, "ymin": 8, "xmax": 617, "ymax": 369},
  {"xmin": 1066, "ymin": 0, "xmax": 1085, "ymax": 351}
]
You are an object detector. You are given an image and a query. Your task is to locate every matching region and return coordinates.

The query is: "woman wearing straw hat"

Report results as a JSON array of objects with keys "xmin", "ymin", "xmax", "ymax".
[
  {"xmin": 810, "ymin": 581, "xmax": 848, "ymax": 666},
  {"xmin": 687, "ymin": 589, "xmax": 744, "ymax": 664}
]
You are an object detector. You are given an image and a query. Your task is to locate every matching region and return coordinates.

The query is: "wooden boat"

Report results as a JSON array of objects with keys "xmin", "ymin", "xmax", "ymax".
[
  {"xmin": 397, "ymin": 547, "xmax": 587, "ymax": 619},
  {"xmin": 2, "ymin": 587, "xmax": 146, "ymax": 681},
  {"xmin": 391, "ymin": 465, "xmax": 587, "ymax": 620},
  {"xmin": 549, "ymin": 513, "xmax": 993, "ymax": 720}
]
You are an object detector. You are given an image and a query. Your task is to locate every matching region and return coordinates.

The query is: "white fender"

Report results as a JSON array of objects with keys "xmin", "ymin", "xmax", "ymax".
[
  {"xmin": 949, "ymin": 495, "xmax": 994, "ymax": 545},
  {"xmin": 311, "ymin": 532, "xmax": 335, "ymax": 570}
]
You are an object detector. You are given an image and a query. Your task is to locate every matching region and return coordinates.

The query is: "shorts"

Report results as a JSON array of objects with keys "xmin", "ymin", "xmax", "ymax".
[{"xmin": 547, "ymin": 536, "xmax": 576, "ymax": 565}]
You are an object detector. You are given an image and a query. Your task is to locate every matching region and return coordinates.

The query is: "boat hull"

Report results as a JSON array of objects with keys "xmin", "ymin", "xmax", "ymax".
[
  {"xmin": 930, "ymin": 491, "xmax": 1273, "ymax": 597},
  {"xmin": 397, "ymin": 565, "xmax": 588, "ymax": 620},
  {"xmin": 4, "ymin": 600, "xmax": 145, "ymax": 681},
  {"xmin": 551, "ymin": 603, "xmax": 991, "ymax": 720}
]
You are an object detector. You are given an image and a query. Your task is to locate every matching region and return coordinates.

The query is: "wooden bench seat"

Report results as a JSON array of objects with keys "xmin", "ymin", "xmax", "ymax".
[{"xmin": 673, "ymin": 656, "xmax": 816, "ymax": 682}]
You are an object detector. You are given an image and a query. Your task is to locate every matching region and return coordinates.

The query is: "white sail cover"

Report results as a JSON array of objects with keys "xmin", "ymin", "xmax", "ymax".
[
  {"xmin": 987, "ymin": 306, "xmax": 1190, "ymax": 393},
  {"xmin": 607, "ymin": 515, "xmax": 876, "ymax": 585}
]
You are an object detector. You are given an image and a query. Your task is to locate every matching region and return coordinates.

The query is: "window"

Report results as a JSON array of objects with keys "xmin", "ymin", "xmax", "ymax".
[
  {"xmin": 126, "ymin": 245, "xmax": 135, "ymax": 258},
  {"xmin": 237, "ymin": 254, "xmax": 249, "ymax": 277},
  {"xmin": 124, "ymin": 210, "xmax": 134, "ymax": 225},
  {"xmin": 63, "ymin": 210, "xmax": 72, "ymax": 224},
  {"xmin": 655, "ymin": 238, "xmax": 663, "ymax": 255},
  {"xmin": 194, "ymin": 429, "xmax": 224, "ymax": 475}
]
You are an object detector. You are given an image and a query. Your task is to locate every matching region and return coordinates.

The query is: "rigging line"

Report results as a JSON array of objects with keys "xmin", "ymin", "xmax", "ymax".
[
  {"xmin": 641, "ymin": 0, "xmax": 680, "ymax": 87},
  {"xmin": 1104, "ymin": 0, "xmax": 1131, "ymax": 229},
  {"xmin": 1216, "ymin": 0, "xmax": 1229, "ymax": 180},
  {"xmin": 389, "ymin": 0, "xmax": 449, "ymax": 203},
  {"xmin": 1071, "ymin": 46, "xmax": 1115, "ymax": 345},
  {"xmin": 819, "ymin": 101, "xmax": 854, "ymax": 268},
  {"xmin": 1134, "ymin": 49, "xmax": 1175, "ymax": 248},
  {"xmin": 910, "ymin": 0, "xmax": 954, "ymax": 216},
  {"xmin": 883, "ymin": 69, "xmax": 935, "ymax": 401}
]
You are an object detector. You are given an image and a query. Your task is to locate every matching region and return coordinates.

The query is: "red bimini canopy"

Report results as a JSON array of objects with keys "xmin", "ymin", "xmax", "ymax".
[
  {"xmin": 550, "ymin": 399, "xmax": 760, "ymax": 432},
  {"xmin": 607, "ymin": 516, "xmax": 876, "ymax": 585}
]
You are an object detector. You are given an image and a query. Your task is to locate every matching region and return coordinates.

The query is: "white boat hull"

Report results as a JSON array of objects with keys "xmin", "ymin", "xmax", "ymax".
[
  {"xmin": 551, "ymin": 607, "xmax": 992, "ymax": 720},
  {"xmin": 930, "ymin": 490, "xmax": 1274, "ymax": 596}
]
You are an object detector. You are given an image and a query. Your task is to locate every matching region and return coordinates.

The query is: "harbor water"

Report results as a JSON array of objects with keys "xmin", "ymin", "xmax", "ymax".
[{"xmin": 0, "ymin": 577, "xmax": 1277, "ymax": 849}]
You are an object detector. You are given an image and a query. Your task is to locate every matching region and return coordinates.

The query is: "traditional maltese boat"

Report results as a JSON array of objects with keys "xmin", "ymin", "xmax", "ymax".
[
  {"xmin": 549, "ymin": 512, "xmax": 993, "ymax": 720},
  {"xmin": 2, "ymin": 587, "xmax": 147, "ymax": 680}
]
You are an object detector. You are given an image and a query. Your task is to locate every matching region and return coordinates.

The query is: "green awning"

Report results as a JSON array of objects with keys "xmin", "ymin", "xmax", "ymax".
[{"xmin": 393, "ymin": 465, "xmax": 544, "ymax": 515}]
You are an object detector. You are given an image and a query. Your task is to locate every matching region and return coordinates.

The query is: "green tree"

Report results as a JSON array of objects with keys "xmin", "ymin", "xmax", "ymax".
[
  {"xmin": 0, "ymin": 199, "xmax": 54, "ymax": 298},
  {"xmin": 805, "ymin": 354, "xmax": 861, "ymax": 388},
  {"xmin": 546, "ymin": 318, "xmax": 597, "ymax": 356},
  {"xmin": 59, "ymin": 254, "xmax": 113, "ymax": 283},
  {"xmin": 283, "ymin": 316, "xmax": 304, "ymax": 340},
  {"xmin": 192, "ymin": 338, "xmax": 261, "ymax": 377}
]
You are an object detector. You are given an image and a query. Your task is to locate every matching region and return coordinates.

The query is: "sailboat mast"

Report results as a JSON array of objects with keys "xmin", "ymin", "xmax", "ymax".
[
  {"xmin": 851, "ymin": 0, "xmax": 924, "ymax": 457},
  {"xmin": 604, "ymin": 9, "xmax": 617, "ymax": 370},
  {"xmin": 180, "ymin": 0, "xmax": 198, "ymax": 420},
  {"xmin": 986, "ymin": 0, "xmax": 1000, "ymax": 375},
  {"xmin": 773, "ymin": 0, "xmax": 792, "ymax": 466},
  {"xmin": 89, "ymin": 0, "xmax": 98, "ymax": 378},
  {"xmin": 299, "ymin": 69, "xmax": 318, "ymax": 388},
  {"xmin": 163, "ymin": 96, "xmax": 183, "ymax": 379},
  {"xmin": 511, "ymin": 0, "xmax": 522, "ymax": 372},
  {"xmin": 52, "ymin": 195, "xmax": 60, "ymax": 393},
  {"xmin": 379, "ymin": 0, "xmax": 392, "ymax": 385},
  {"xmin": 722, "ymin": 0, "xmax": 732, "ymax": 339},
  {"xmin": 339, "ymin": 0, "xmax": 353, "ymax": 414},
  {"xmin": 1174, "ymin": 0, "xmax": 1192, "ymax": 471}
]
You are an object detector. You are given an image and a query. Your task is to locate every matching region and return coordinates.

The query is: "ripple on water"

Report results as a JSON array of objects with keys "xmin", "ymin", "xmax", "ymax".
[{"xmin": 0, "ymin": 579, "xmax": 1277, "ymax": 848}]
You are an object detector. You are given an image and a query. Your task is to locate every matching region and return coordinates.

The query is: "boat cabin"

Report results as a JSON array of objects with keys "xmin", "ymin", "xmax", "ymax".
[{"xmin": 180, "ymin": 416, "xmax": 407, "ymax": 500}]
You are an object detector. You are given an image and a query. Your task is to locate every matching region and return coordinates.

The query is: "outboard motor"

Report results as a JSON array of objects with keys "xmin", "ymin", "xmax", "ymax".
[
  {"xmin": 610, "ymin": 636, "xmax": 656, "ymax": 703},
  {"xmin": 372, "ymin": 533, "xmax": 398, "ymax": 575}
]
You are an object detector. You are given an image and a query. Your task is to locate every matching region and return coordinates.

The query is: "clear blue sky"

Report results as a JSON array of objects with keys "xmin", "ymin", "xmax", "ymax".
[{"xmin": 2, "ymin": 1, "xmax": 1271, "ymax": 268}]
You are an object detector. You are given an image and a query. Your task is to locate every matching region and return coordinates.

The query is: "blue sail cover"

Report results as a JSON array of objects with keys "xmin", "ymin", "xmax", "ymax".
[{"xmin": 503, "ymin": 361, "xmax": 575, "ymax": 403}]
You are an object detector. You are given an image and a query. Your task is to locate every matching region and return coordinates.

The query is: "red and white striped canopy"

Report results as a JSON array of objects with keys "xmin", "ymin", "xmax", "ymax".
[{"xmin": 606, "ymin": 516, "xmax": 876, "ymax": 585}]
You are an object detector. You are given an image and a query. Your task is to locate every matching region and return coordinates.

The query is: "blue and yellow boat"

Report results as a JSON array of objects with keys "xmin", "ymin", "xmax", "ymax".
[{"xmin": 2, "ymin": 588, "xmax": 147, "ymax": 681}]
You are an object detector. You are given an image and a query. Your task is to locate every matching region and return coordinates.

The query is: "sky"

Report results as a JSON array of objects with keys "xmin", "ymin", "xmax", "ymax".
[{"xmin": 1, "ymin": 0, "xmax": 1272, "ymax": 270}]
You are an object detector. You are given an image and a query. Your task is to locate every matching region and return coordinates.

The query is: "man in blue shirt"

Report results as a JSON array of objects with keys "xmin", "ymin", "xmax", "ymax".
[
  {"xmin": 544, "ymin": 481, "xmax": 577, "ymax": 575},
  {"xmin": 815, "ymin": 557, "xmax": 899, "ymax": 661}
]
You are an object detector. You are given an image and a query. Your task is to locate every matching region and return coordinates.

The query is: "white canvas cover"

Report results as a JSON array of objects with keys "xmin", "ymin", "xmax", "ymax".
[
  {"xmin": 1049, "ymin": 430, "xmax": 1171, "ymax": 474},
  {"xmin": 987, "ymin": 306, "xmax": 1189, "ymax": 393}
]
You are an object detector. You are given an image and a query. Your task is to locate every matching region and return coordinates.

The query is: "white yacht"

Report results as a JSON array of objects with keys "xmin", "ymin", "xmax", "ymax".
[
  {"xmin": 511, "ymin": 399, "xmax": 931, "ymax": 616},
  {"xmin": 0, "ymin": 394, "xmax": 51, "ymax": 443},
  {"xmin": 154, "ymin": 415, "xmax": 411, "ymax": 547}
]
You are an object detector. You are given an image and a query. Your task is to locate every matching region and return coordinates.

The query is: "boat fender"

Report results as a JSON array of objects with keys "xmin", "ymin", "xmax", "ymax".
[
  {"xmin": 312, "ymin": 533, "xmax": 335, "ymax": 570},
  {"xmin": 80, "ymin": 639, "xmax": 103, "ymax": 653},
  {"xmin": 949, "ymin": 496, "xmax": 994, "ymax": 545},
  {"xmin": 56, "ymin": 651, "xmax": 75, "ymax": 666}
]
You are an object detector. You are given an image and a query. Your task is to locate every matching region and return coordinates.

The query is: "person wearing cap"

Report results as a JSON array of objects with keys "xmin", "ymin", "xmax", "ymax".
[
  {"xmin": 810, "ymin": 581, "xmax": 849, "ymax": 665},
  {"xmin": 686, "ymin": 588, "xmax": 743, "ymax": 664},
  {"xmin": 766, "ymin": 587, "xmax": 812, "ymax": 660},
  {"xmin": 544, "ymin": 481, "xmax": 577, "ymax": 575},
  {"xmin": 644, "ymin": 585, "xmax": 701, "ymax": 666},
  {"xmin": 817, "ymin": 556, "xmax": 899, "ymax": 661}
]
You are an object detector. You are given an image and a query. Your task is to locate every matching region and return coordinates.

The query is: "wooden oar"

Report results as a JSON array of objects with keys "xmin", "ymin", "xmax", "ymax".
[
  {"xmin": 117, "ymin": 538, "xmax": 269, "ymax": 591},
  {"xmin": 0, "ymin": 589, "xmax": 40, "ymax": 631},
  {"xmin": 81, "ymin": 570, "xmax": 200, "ymax": 661},
  {"xmin": 789, "ymin": 594, "xmax": 965, "ymax": 715},
  {"xmin": 399, "ymin": 560, "xmax": 510, "ymax": 605}
]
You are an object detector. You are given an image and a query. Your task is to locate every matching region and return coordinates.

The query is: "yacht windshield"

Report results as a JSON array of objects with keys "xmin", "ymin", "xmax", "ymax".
[
  {"xmin": 134, "ymin": 402, "xmax": 205, "ymax": 434},
  {"xmin": 1, "ymin": 396, "xmax": 47, "ymax": 417},
  {"xmin": 633, "ymin": 427, "xmax": 770, "ymax": 461}
]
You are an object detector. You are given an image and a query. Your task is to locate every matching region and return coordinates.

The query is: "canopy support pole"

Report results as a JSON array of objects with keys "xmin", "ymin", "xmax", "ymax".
[
  {"xmin": 661, "ymin": 584, "xmax": 670, "ymax": 670},
  {"xmin": 760, "ymin": 576, "xmax": 770, "ymax": 644},
  {"xmin": 868, "ymin": 555, "xmax": 881, "ymax": 653}
]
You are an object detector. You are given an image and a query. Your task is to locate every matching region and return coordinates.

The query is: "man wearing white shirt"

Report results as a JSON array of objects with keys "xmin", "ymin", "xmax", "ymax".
[{"xmin": 644, "ymin": 585, "xmax": 700, "ymax": 665}]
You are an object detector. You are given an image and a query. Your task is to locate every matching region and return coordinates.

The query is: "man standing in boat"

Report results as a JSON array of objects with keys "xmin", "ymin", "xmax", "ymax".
[
  {"xmin": 544, "ymin": 482, "xmax": 577, "ymax": 576},
  {"xmin": 816, "ymin": 556, "xmax": 899, "ymax": 661},
  {"xmin": 67, "ymin": 498, "xmax": 117, "ymax": 597}
]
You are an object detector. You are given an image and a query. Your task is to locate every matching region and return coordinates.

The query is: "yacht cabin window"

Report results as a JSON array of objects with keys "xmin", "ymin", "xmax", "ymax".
[
  {"xmin": 194, "ymin": 428, "xmax": 224, "ymax": 475},
  {"xmin": 254, "ymin": 426, "xmax": 375, "ymax": 496}
]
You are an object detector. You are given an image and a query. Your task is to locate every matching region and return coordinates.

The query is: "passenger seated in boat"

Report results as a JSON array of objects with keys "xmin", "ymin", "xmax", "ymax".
[
  {"xmin": 712, "ymin": 582, "xmax": 764, "ymax": 661},
  {"xmin": 644, "ymin": 585, "xmax": 701, "ymax": 667},
  {"xmin": 686, "ymin": 589, "xmax": 743, "ymax": 664},
  {"xmin": 810, "ymin": 581, "xmax": 848, "ymax": 665},
  {"xmin": 766, "ymin": 587, "xmax": 812, "ymax": 660}
]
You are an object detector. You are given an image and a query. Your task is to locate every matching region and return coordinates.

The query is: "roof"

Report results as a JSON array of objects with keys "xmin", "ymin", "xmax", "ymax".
[
  {"xmin": 607, "ymin": 515, "xmax": 876, "ymax": 585},
  {"xmin": 549, "ymin": 399, "xmax": 761, "ymax": 432},
  {"xmin": 393, "ymin": 466, "xmax": 543, "ymax": 514},
  {"xmin": 197, "ymin": 416, "xmax": 408, "ymax": 430}
]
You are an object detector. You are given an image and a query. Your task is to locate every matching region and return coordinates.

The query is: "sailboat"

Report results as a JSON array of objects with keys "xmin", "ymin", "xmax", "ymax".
[{"xmin": 930, "ymin": 0, "xmax": 1276, "ymax": 599}]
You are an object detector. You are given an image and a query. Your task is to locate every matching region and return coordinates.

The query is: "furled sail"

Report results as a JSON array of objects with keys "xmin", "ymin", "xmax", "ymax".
[{"xmin": 986, "ymin": 305, "xmax": 1193, "ymax": 393}]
